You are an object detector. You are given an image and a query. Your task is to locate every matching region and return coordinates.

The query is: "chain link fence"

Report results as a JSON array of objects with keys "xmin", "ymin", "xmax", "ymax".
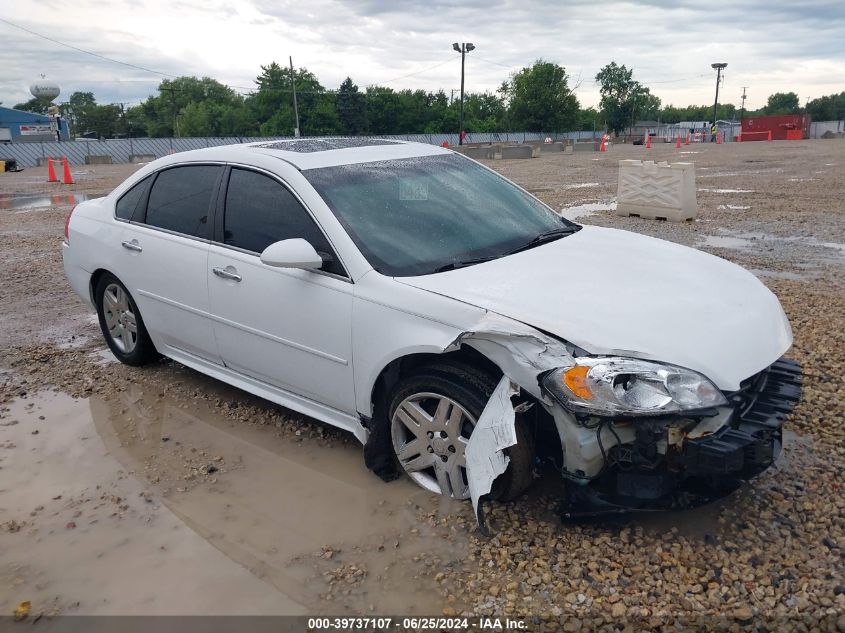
[{"xmin": 0, "ymin": 131, "xmax": 603, "ymax": 168}]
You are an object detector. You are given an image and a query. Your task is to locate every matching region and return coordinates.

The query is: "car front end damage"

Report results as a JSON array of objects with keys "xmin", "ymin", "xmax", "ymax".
[
  {"xmin": 543, "ymin": 357, "xmax": 802, "ymax": 519},
  {"xmin": 458, "ymin": 318, "xmax": 801, "ymax": 529}
]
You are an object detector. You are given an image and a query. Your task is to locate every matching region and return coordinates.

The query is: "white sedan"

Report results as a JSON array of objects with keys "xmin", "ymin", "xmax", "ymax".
[{"xmin": 63, "ymin": 138, "xmax": 801, "ymax": 522}]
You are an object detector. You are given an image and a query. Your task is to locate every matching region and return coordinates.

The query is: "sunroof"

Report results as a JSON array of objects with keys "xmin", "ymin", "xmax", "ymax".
[{"xmin": 255, "ymin": 138, "xmax": 400, "ymax": 153}]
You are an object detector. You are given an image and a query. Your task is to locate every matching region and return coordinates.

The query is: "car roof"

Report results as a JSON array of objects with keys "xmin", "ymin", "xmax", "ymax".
[{"xmin": 157, "ymin": 138, "xmax": 453, "ymax": 171}]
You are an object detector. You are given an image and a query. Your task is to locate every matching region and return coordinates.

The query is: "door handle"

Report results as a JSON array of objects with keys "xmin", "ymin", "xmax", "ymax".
[
  {"xmin": 212, "ymin": 266, "xmax": 242, "ymax": 282},
  {"xmin": 121, "ymin": 240, "xmax": 142, "ymax": 252}
]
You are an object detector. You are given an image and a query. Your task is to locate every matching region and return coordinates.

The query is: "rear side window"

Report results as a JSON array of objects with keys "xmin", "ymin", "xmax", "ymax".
[
  {"xmin": 223, "ymin": 168, "xmax": 346, "ymax": 276},
  {"xmin": 115, "ymin": 176, "xmax": 151, "ymax": 221},
  {"xmin": 144, "ymin": 165, "xmax": 220, "ymax": 238}
]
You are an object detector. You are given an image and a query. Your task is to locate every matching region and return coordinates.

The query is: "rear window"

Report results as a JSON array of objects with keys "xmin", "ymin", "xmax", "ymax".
[
  {"xmin": 115, "ymin": 176, "xmax": 151, "ymax": 221},
  {"xmin": 144, "ymin": 165, "xmax": 221, "ymax": 238}
]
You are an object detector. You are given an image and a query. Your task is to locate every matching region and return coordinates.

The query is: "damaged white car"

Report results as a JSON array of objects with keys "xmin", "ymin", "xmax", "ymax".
[{"xmin": 62, "ymin": 139, "xmax": 801, "ymax": 527}]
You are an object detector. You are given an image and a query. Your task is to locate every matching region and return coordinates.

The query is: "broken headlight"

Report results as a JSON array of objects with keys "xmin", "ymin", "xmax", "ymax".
[{"xmin": 542, "ymin": 357, "xmax": 728, "ymax": 417}]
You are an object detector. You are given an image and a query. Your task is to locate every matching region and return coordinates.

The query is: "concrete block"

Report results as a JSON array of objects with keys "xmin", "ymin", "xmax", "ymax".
[
  {"xmin": 84, "ymin": 155, "xmax": 113, "ymax": 165},
  {"xmin": 500, "ymin": 144, "xmax": 539, "ymax": 159},
  {"xmin": 564, "ymin": 145, "xmax": 574, "ymax": 154},
  {"xmin": 540, "ymin": 142, "xmax": 565, "ymax": 153},
  {"xmin": 573, "ymin": 141, "xmax": 600, "ymax": 152},
  {"xmin": 616, "ymin": 160, "xmax": 697, "ymax": 221},
  {"xmin": 455, "ymin": 145, "xmax": 499, "ymax": 160},
  {"xmin": 129, "ymin": 154, "xmax": 156, "ymax": 163}
]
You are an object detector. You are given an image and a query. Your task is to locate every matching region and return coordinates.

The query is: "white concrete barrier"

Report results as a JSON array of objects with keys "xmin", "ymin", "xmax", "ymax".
[
  {"xmin": 500, "ymin": 144, "xmax": 539, "ymax": 159},
  {"xmin": 616, "ymin": 160, "xmax": 696, "ymax": 221}
]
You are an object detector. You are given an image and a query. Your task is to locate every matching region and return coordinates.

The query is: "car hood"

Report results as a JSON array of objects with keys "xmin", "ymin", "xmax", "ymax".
[{"xmin": 398, "ymin": 226, "xmax": 792, "ymax": 390}]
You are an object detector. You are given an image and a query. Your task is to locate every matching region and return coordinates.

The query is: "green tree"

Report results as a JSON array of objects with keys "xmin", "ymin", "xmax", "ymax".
[
  {"xmin": 658, "ymin": 103, "xmax": 736, "ymax": 124},
  {"xmin": 462, "ymin": 92, "xmax": 507, "ymax": 132},
  {"xmin": 136, "ymin": 77, "xmax": 248, "ymax": 137},
  {"xmin": 763, "ymin": 92, "xmax": 800, "ymax": 115},
  {"xmin": 247, "ymin": 63, "xmax": 338, "ymax": 136},
  {"xmin": 575, "ymin": 107, "xmax": 600, "ymax": 131},
  {"xmin": 51, "ymin": 91, "xmax": 123, "ymax": 138},
  {"xmin": 336, "ymin": 77, "xmax": 367, "ymax": 135},
  {"xmin": 806, "ymin": 92, "xmax": 845, "ymax": 121},
  {"xmin": 365, "ymin": 86, "xmax": 402, "ymax": 135},
  {"xmin": 633, "ymin": 90, "xmax": 661, "ymax": 121},
  {"xmin": 13, "ymin": 98, "xmax": 49, "ymax": 114},
  {"xmin": 595, "ymin": 62, "xmax": 659, "ymax": 136},
  {"xmin": 505, "ymin": 60, "xmax": 579, "ymax": 132},
  {"xmin": 424, "ymin": 90, "xmax": 458, "ymax": 134},
  {"xmin": 123, "ymin": 105, "xmax": 149, "ymax": 137}
]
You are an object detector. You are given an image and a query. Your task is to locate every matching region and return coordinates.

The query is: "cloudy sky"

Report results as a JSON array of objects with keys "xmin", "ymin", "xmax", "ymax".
[{"xmin": 2, "ymin": 0, "xmax": 843, "ymax": 111}]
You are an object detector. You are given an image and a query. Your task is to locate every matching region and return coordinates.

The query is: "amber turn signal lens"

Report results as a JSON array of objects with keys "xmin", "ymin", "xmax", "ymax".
[{"xmin": 563, "ymin": 365, "xmax": 593, "ymax": 399}]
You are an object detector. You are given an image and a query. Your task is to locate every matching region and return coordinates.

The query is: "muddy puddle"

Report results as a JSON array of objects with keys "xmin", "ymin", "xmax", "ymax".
[
  {"xmin": 698, "ymin": 231, "xmax": 845, "ymax": 260},
  {"xmin": 559, "ymin": 199, "xmax": 617, "ymax": 221},
  {"xmin": 0, "ymin": 192, "xmax": 102, "ymax": 211},
  {"xmin": 561, "ymin": 182, "xmax": 600, "ymax": 190},
  {"xmin": 0, "ymin": 388, "xmax": 470, "ymax": 615}
]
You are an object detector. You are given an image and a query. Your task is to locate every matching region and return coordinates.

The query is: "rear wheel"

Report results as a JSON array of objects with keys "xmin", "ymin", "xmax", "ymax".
[
  {"xmin": 95, "ymin": 273, "xmax": 158, "ymax": 366},
  {"xmin": 386, "ymin": 362, "xmax": 533, "ymax": 501}
]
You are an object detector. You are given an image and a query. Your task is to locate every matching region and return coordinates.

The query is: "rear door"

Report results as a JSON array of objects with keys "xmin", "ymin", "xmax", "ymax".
[
  {"xmin": 116, "ymin": 163, "xmax": 223, "ymax": 363},
  {"xmin": 206, "ymin": 166, "xmax": 355, "ymax": 413}
]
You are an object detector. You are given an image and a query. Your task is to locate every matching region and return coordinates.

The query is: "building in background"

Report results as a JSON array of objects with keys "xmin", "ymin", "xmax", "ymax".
[
  {"xmin": 741, "ymin": 114, "xmax": 811, "ymax": 141},
  {"xmin": 0, "ymin": 106, "xmax": 70, "ymax": 143}
]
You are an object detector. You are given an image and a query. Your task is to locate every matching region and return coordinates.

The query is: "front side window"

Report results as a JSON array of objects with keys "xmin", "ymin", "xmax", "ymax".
[
  {"xmin": 223, "ymin": 168, "xmax": 345, "ymax": 276},
  {"xmin": 144, "ymin": 165, "xmax": 220, "ymax": 238},
  {"xmin": 115, "ymin": 176, "xmax": 152, "ymax": 221},
  {"xmin": 304, "ymin": 154, "xmax": 575, "ymax": 277}
]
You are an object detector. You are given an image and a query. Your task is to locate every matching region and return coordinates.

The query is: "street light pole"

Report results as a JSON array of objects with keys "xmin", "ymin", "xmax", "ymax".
[
  {"xmin": 711, "ymin": 62, "xmax": 727, "ymax": 130},
  {"xmin": 452, "ymin": 42, "xmax": 475, "ymax": 145}
]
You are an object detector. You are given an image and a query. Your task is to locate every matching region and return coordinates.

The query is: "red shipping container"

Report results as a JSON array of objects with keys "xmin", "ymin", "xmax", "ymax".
[{"xmin": 741, "ymin": 114, "xmax": 810, "ymax": 141}]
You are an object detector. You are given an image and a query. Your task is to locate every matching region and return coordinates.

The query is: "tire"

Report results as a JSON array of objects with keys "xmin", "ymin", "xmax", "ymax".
[
  {"xmin": 385, "ymin": 362, "xmax": 533, "ymax": 502},
  {"xmin": 95, "ymin": 273, "xmax": 158, "ymax": 366}
]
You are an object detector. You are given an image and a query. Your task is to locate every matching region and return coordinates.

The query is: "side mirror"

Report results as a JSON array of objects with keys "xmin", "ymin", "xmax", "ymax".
[{"xmin": 260, "ymin": 238, "xmax": 323, "ymax": 270}]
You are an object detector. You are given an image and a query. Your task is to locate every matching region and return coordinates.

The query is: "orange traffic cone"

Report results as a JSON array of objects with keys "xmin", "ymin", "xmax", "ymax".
[
  {"xmin": 675, "ymin": 135, "xmax": 682, "ymax": 149},
  {"xmin": 441, "ymin": 141, "xmax": 449, "ymax": 148},
  {"xmin": 716, "ymin": 132, "xmax": 722, "ymax": 145},
  {"xmin": 61, "ymin": 157, "xmax": 74, "ymax": 185},
  {"xmin": 685, "ymin": 133, "xmax": 691, "ymax": 145},
  {"xmin": 599, "ymin": 134, "xmax": 607, "ymax": 152},
  {"xmin": 645, "ymin": 134, "xmax": 651, "ymax": 149},
  {"xmin": 47, "ymin": 157, "xmax": 58, "ymax": 182}
]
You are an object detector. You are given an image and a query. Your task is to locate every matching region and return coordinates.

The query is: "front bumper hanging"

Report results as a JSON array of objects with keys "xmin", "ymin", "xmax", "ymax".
[{"xmin": 561, "ymin": 357, "xmax": 803, "ymax": 518}]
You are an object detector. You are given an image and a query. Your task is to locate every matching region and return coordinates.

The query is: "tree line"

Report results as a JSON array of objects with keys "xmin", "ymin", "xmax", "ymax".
[{"xmin": 11, "ymin": 60, "xmax": 843, "ymax": 139}]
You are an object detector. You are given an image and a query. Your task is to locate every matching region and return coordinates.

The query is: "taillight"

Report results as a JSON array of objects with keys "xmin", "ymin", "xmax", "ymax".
[{"xmin": 64, "ymin": 205, "xmax": 76, "ymax": 242}]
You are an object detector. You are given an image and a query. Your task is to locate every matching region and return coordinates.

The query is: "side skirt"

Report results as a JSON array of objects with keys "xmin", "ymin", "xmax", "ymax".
[{"xmin": 163, "ymin": 346, "xmax": 368, "ymax": 444}]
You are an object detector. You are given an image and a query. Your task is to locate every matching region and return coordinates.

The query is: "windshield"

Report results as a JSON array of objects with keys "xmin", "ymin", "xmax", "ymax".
[{"xmin": 304, "ymin": 154, "xmax": 577, "ymax": 277}]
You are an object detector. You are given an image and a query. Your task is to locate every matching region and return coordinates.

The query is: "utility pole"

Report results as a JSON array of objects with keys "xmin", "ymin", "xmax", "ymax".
[
  {"xmin": 289, "ymin": 56, "xmax": 300, "ymax": 138},
  {"xmin": 711, "ymin": 63, "xmax": 727, "ymax": 128},
  {"xmin": 740, "ymin": 86, "xmax": 747, "ymax": 122},
  {"xmin": 162, "ymin": 85, "xmax": 179, "ymax": 137},
  {"xmin": 452, "ymin": 42, "xmax": 475, "ymax": 145}
]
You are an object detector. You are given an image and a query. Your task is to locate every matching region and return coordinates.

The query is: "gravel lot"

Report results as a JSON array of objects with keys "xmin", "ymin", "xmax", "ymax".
[{"xmin": 1, "ymin": 140, "xmax": 843, "ymax": 630}]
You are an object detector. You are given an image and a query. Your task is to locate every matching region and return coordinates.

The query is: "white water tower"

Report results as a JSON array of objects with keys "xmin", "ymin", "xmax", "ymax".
[{"xmin": 30, "ymin": 76, "xmax": 61, "ymax": 103}]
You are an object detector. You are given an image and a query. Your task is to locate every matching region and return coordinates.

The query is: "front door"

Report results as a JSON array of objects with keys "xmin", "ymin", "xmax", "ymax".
[{"xmin": 207, "ymin": 166, "xmax": 355, "ymax": 414}]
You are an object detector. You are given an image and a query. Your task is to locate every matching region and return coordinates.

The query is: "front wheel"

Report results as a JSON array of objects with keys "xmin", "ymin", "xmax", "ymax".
[
  {"xmin": 95, "ymin": 273, "xmax": 158, "ymax": 366},
  {"xmin": 386, "ymin": 362, "xmax": 533, "ymax": 501}
]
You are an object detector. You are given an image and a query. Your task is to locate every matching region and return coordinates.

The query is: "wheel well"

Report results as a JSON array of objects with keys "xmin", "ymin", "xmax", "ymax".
[
  {"xmin": 370, "ymin": 346, "xmax": 502, "ymax": 426},
  {"xmin": 89, "ymin": 268, "xmax": 111, "ymax": 305},
  {"xmin": 366, "ymin": 345, "xmax": 563, "ymax": 478}
]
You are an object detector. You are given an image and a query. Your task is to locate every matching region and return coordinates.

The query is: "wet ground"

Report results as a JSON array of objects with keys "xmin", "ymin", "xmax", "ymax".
[{"xmin": 1, "ymin": 141, "xmax": 844, "ymax": 630}]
